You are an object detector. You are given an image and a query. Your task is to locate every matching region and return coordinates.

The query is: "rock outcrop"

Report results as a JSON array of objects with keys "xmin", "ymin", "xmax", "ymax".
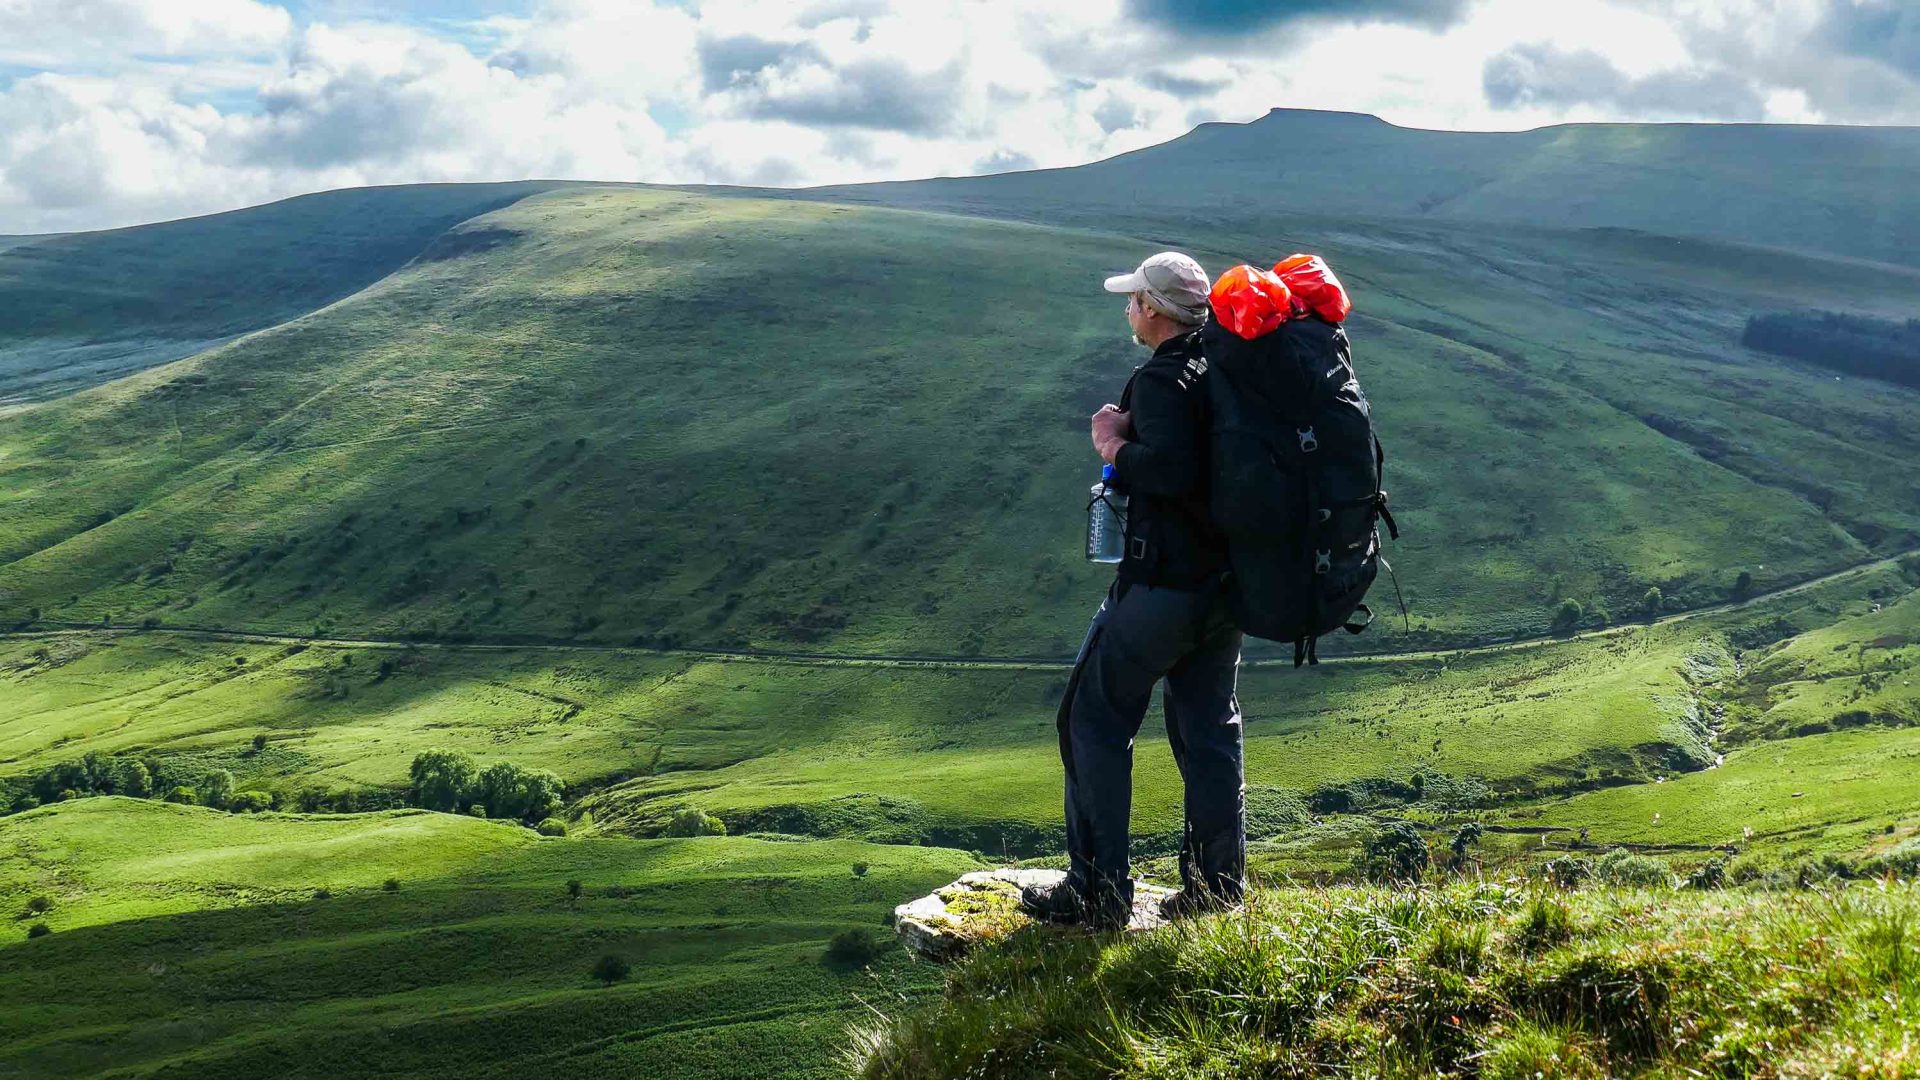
[{"xmin": 893, "ymin": 867, "xmax": 1176, "ymax": 961}]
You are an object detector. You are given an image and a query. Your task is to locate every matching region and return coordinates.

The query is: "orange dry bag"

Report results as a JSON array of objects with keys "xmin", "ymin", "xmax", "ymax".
[
  {"xmin": 1272, "ymin": 254, "xmax": 1351, "ymax": 324},
  {"xmin": 1208, "ymin": 264, "xmax": 1293, "ymax": 341}
]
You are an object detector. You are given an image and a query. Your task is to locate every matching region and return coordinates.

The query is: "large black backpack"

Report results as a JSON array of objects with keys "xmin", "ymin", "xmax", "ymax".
[{"xmin": 1200, "ymin": 314, "xmax": 1399, "ymax": 665}]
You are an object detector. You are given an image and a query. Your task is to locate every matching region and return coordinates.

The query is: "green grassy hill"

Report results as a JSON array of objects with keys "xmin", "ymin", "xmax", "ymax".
[
  {"xmin": 807, "ymin": 108, "xmax": 1920, "ymax": 267},
  {"xmin": 0, "ymin": 182, "xmax": 569, "ymax": 403},
  {"xmin": 0, "ymin": 797, "xmax": 978, "ymax": 1079},
  {"xmin": 1, "ymin": 186, "xmax": 1916, "ymax": 660}
]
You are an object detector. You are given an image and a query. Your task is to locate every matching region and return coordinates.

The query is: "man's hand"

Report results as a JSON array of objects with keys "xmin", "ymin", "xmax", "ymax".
[{"xmin": 1091, "ymin": 404, "xmax": 1132, "ymax": 465}]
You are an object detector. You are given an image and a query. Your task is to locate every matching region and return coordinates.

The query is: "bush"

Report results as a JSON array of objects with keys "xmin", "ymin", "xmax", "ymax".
[
  {"xmin": 228, "ymin": 791, "xmax": 271, "ymax": 813},
  {"xmin": 826, "ymin": 927, "xmax": 886, "ymax": 968},
  {"xmin": 1642, "ymin": 586, "xmax": 1664, "ymax": 616},
  {"xmin": 24, "ymin": 895, "xmax": 51, "ymax": 916},
  {"xmin": 536, "ymin": 817, "xmax": 567, "ymax": 837},
  {"xmin": 165, "ymin": 786, "xmax": 197, "ymax": 805},
  {"xmin": 1246, "ymin": 785, "xmax": 1312, "ymax": 838},
  {"xmin": 312, "ymin": 887, "xmax": 332, "ymax": 900},
  {"xmin": 251, "ymin": 734, "xmax": 268, "ymax": 753},
  {"xmin": 409, "ymin": 749, "xmax": 476, "ymax": 813},
  {"xmin": 566, "ymin": 879, "xmax": 583, "ymax": 903},
  {"xmin": 592, "ymin": 953, "xmax": 631, "ymax": 986},
  {"xmin": 196, "ymin": 770, "xmax": 234, "ymax": 810},
  {"xmin": 1365, "ymin": 822, "xmax": 1430, "ymax": 881},
  {"xmin": 851, "ymin": 861, "xmax": 870, "ymax": 878},
  {"xmin": 1593, "ymin": 848, "xmax": 1674, "ymax": 888},
  {"xmin": 1553, "ymin": 598, "xmax": 1585, "ymax": 627},
  {"xmin": 663, "ymin": 807, "xmax": 728, "ymax": 837},
  {"xmin": 26, "ymin": 923, "xmax": 50, "ymax": 939},
  {"xmin": 382, "ymin": 878, "xmax": 401, "ymax": 893},
  {"xmin": 1687, "ymin": 856, "xmax": 1729, "ymax": 890},
  {"xmin": 466, "ymin": 804, "xmax": 487, "ymax": 818},
  {"xmin": 1540, "ymin": 855, "xmax": 1593, "ymax": 890}
]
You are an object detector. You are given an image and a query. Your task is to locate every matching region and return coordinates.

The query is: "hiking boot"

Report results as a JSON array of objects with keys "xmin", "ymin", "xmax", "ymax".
[
  {"xmin": 1020, "ymin": 881, "xmax": 1128, "ymax": 931},
  {"xmin": 1157, "ymin": 888, "xmax": 1240, "ymax": 922}
]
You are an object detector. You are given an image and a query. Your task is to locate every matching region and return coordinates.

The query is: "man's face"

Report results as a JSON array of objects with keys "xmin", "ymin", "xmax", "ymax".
[{"xmin": 1125, "ymin": 292, "xmax": 1151, "ymax": 346}]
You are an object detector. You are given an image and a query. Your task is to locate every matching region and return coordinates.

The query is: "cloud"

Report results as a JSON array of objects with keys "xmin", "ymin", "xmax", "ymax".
[
  {"xmin": 726, "ymin": 56, "xmax": 966, "ymax": 133},
  {"xmin": 1123, "ymin": 0, "xmax": 1471, "ymax": 35},
  {"xmin": 0, "ymin": 0, "xmax": 291, "ymax": 68},
  {"xmin": 1818, "ymin": 0, "xmax": 1920, "ymax": 77},
  {"xmin": 5, "ymin": 0, "xmax": 1920, "ymax": 234},
  {"xmin": 1483, "ymin": 41, "xmax": 1764, "ymax": 120}
]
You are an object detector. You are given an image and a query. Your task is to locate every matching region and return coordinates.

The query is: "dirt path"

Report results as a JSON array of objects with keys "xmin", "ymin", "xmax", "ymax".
[{"xmin": 3, "ymin": 548, "xmax": 1911, "ymax": 672}]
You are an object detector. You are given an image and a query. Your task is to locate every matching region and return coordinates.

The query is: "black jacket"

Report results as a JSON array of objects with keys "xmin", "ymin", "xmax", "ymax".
[{"xmin": 1112, "ymin": 329, "xmax": 1227, "ymax": 589}]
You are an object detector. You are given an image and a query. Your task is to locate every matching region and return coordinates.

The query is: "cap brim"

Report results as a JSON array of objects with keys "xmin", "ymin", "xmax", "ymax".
[{"xmin": 1103, "ymin": 271, "xmax": 1145, "ymax": 293}]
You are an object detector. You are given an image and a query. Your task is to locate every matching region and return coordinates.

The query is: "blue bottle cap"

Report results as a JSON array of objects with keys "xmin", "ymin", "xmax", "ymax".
[{"xmin": 1101, "ymin": 463, "xmax": 1115, "ymax": 481}]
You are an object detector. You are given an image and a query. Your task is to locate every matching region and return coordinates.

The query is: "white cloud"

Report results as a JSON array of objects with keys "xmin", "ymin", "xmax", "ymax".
[
  {"xmin": 0, "ymin": 0, "xmax": 291, "ymax": 68},
  {"xmin": 0, "ymin": 0, "xmax": 1915, "ymax": 233}
]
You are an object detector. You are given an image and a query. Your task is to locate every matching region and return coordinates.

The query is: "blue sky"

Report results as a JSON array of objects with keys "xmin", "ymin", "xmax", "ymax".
[{"xmin": 2, "ymin": 0, "xmax": 1915, "ymax": 233}]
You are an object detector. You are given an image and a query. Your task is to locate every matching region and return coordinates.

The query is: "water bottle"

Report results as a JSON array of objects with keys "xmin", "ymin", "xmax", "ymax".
[{"xmin": 1086, "ymin": 464, "xmax": 1128, "ymax": 564}]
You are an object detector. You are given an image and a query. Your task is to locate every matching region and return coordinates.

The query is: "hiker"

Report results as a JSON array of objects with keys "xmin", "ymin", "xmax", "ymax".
[{"xmin": 1021, "ymin": 252, "xmax": 1246, "ymax": 931}]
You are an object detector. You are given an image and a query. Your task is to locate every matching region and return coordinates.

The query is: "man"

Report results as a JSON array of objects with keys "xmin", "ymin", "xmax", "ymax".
[{"xmin": 1021, "ymin": 251, "xmax": 1246, "ymax": 931}]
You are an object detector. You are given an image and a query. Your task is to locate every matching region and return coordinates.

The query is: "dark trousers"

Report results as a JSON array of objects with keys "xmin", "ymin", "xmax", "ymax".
[{"xmin": 1056, "ymin": 574, "xmax": 1246, "ymax": 917}]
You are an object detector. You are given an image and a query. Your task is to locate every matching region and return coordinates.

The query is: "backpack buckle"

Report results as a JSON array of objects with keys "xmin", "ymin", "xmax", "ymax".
[
  {"xmin": 1314, "ymin": 549, "xmax": 1331, "ymax": 574},
  {"xmin": 1130, "ymin": 537, "xmax": 1148, "ymax": 561},
  {"xmin": 1298, "ymin": 427, "xmax": 1319, "ymax": 453},
  {"xmin": 1316, "ymin": 508, "xmax": 1333, "ymax": 524}
]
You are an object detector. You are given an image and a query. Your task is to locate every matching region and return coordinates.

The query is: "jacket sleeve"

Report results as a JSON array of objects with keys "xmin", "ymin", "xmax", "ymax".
[{"xmin": 1112, "ymin": 366, "xmax": 1205, "ymax": 498}]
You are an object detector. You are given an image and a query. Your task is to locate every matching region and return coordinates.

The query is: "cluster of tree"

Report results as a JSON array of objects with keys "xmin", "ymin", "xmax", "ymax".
[
  {"xmin": 1742, "ymin": 310, "xmax": 1920, "ymax": 390},
  {"xmin": 407, "ymin": 749, "xmax": 564, "ymax": 823},
  {"xmin": 7, "ymin": 752, "xmax": 270, "ymax": 814}
]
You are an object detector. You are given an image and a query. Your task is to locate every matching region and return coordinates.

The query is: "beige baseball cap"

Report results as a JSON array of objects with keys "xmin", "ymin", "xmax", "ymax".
[{"xmin": 1103, "ymin": 251, "xmax": 1210, "ymax": 325}]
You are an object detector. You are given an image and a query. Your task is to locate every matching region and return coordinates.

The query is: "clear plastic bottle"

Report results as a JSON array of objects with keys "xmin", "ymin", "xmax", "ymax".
[{"xmin": 1086, "ymin": 463, "xmax": 1128, "ymax": 564}]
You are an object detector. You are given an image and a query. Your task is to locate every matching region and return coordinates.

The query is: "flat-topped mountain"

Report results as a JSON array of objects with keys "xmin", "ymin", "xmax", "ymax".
[{"xmin": 808, "ymin": 108, "xmax": 1920, "ymax": 267}]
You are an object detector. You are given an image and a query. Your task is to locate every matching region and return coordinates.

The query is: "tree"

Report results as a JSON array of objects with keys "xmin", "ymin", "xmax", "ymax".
[
  {"xmin": 24, "ymin": 895, "xmax": 51, "ymax": 916},
  {"xmin": 536, "ymin": 817, "xmax": 567, "ymax": 837},
  {"xmin": 663, "ymin": 807, "xmax": 727, "ymax": 837},
  {"xmin": 112, "ymin": 759, "xmax": 151, "ymax": 799},
  {"xmin": 1553, "ymin": 598, "xmax": 1584, "ymax": 628},
  {"xmin": 165, "ymin": 786, "xmax": 197, "ymax": 805},
  {"xmin": 196, "ymin": 770, "xmax": 235, "ymax": 810},
  {"xmin": 1733, "ymin": 570, "xmax": 1755, "ymax": 597},
  {"xmin": 1365, "ymin": 822, "xmax": 1430, "ymax": 881},
  {"xmin": 566, "ymin": 879, "xmax": 583, "ymax": 905},
  {"xmin": 409, "ymin": 749, "xmax": 476, "ymax": 812},
  {"xmin": 251, "ymin": 734, "xmax": 268, "ymax": 754},
  {"xmin": 592, "ymin": 954, "xmax": 631, "ymax": 986},
  {"xmin": 27, "ymin": 923, "xmax": 50, "ymax": 939},
  {"xmin": 1642, "ymin": 586, "xmax": 1664, "ymax": 617},
  {"xmin": 851, "ymin": 862, "xmax": 870, "ymax": 878},
  {"xmin": 1448, "ymin": 822, "xmax": 1485, "ymax": 868},
  {"xmin": 472, "ymin": 762, "xmax": 564, "ymax": 823}
]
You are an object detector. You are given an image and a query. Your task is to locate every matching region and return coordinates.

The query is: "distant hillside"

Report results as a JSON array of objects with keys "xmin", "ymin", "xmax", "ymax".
[
  {"xmin": 0, "ymin": 187, "xmax": 1917, "ymax": 656},
  {"xmin": 805, "ymin": 109, "xmax": 1920, "ymax": 267},
  {"xmin": 0, "ymin": 182, "xmax": 571, "ymax": 401}
]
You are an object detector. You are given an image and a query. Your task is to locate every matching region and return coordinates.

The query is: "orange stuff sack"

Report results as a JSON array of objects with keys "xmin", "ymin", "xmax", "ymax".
[
  {"xmin": 1272, "ymin": 253, "xmax": 1352, "ymax": 324},
  {"xmin": 1209, "ymin": 264, "xmax": 1293, "ymax": 341}
]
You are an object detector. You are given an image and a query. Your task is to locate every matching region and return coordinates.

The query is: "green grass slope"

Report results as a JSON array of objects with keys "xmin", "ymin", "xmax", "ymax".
[
  {"xmin": 0, "ymin": 797, "xmax": 979, "ymax": 1079},
  {"xmin": 808, "ymin": 108, "xmax": 1920, "ymax": 267},
  {"xmin": 855, "ymin": 879, "xmax": 1920, "ymax": 1078},
  {"xmin": 0, "ymin": 186, "xmax": 1916, "ymax": 658},
  {"xmin": 0, "ymin": 182, "xmax": 570, "ymax": 402}
]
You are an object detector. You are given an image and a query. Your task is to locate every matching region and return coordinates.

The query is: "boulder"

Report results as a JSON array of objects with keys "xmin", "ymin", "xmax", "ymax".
[{"xmin": 892, "ymin": 867, "xmax": 1176, "ymax": 961}]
